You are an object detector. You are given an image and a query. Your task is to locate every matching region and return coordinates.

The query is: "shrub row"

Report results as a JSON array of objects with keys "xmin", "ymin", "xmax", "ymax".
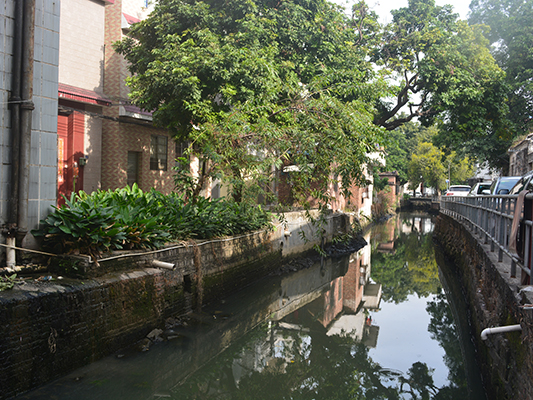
[{"xmin": 32, "ymin": 185, "xmax": 272, "ymax": 259}]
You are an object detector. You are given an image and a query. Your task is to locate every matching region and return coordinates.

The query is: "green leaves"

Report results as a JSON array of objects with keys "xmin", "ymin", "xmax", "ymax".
[
  {"xmin": 408, "ymin": 142, "xmax": 446, "ymax": 191},
  {"xmin": 0, "ymin": 274, "xmax": 17, "ymax": 291},
  {"xmin": 469, "ymin": 0, "xmax": 533, "ymax": 138},
  {"xmin": 115, "ymin": 0, "xmax": 386, "ymax": 209},
  {"xmin": 375, "ymin": 0, "xmax": 509, "ymax": 171},
  {"xmin": 31, "ymin": 185, "xmax": 272, "ymax": 258},
  {"xmin": 114, "ymin": 0, "xmax": 514, "ymax": 204}
]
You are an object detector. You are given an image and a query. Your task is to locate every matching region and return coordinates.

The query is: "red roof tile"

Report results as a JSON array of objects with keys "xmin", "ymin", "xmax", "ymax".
[
  {"xmin": 123, "ymin": 13, "xmax": 141, "ymax": 25},
  {"xmin": 58, "ymin": 83, "xmax": 112, "ymax": 106}
]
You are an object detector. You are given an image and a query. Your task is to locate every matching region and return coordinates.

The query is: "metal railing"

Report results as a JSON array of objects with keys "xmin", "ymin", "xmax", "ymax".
[{"xmin": 440, "ymin": 194, "xmax": 533, "ymax": 284}]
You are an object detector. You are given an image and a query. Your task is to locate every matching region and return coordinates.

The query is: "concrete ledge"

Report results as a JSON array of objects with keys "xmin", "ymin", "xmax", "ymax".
[{"xmin": 434, "ymin": 213, "xmax": 533, "ymax": 400}]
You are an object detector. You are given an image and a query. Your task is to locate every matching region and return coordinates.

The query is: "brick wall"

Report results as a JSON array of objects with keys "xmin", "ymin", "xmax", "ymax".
[
  {"xmin": 0, "ymin": 230, "xmax": 277, "ymax": 399},
  {"xmin": 101, "ymin": 0, "xmax": 177, "ymax": 193}
]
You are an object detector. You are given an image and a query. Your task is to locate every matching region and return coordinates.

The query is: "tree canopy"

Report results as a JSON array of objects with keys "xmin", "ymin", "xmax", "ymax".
[
  {"xmin": 115, "ymin": 0, "xmax": 387, "ymax": 204},
  {"xmin": 469, "ymin": 0, "xmax": 533, "ymax": 136},
  {"xmin": 384, "ymin": 120, "xmax": 473, "ymax": 191},
  {"xmin": 374, "ymin": 0, "xmax": 509, "ymax": 170},
  {"xmin": 384, "ymin": 120, "xmax": 436, "ymax": 185},
  {"xmin": 115, "ymin": 0, "xmax": 508, "ymax": 205}
]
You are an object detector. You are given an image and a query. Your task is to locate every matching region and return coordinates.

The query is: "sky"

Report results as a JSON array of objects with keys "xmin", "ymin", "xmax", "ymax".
[{"xmin": 333, "ymin": 0, "xmax": 471, "ymax": 24}]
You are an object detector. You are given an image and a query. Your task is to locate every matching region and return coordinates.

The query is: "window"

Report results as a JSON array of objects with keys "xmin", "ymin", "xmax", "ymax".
[
  {"xmin": 150, "ymin": 135, "xmax": 168, "ymax": 171},
  {"xmin": 127, "ymin": 152, "xmax": 140, "ymax": 186}
]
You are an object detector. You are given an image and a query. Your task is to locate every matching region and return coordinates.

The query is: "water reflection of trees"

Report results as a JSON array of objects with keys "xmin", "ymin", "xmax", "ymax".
[
  {"xmin": 173, "ymin": 314, "xmax": 471, "ymax": 399},
  {"xmin": 173, "ymin": 294, "xmax": 471, "ymax": 399},
  {"xmin": 426, "ymin": 290, "xmax": 472, "ymax": 399},
  {"xmin": 371, "ymin": 221, "xmax": 440, "ymax": 304}
]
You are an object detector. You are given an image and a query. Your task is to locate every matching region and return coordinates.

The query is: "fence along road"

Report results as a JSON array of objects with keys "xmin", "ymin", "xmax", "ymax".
[{"xmin": 440, "ymin": 194, "xmax": 532, "ymax": 285}]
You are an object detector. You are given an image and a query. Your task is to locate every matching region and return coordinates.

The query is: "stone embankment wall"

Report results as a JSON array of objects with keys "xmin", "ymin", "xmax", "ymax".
[
  {"xmin": 0, "ymin": 211, "xmax": 351, "ymax": 399},
  {"xmin": 434, "ymin": 214, "xmax": 533, "ymax": 400}
]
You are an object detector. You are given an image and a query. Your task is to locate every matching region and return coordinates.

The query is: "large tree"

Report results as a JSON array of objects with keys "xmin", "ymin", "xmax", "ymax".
[
  {"xmin": 115, "ymin": 0, "xmax": 508, "ymax": 205},
  {"xmin": 408, "ymin": 142, "xmax": 447, "ymax": 192},
  {"xmin": 384, "ymin": 120, "xmax": 438, "ymax": 185},
  {"xmin": 115, "ymin": 0, "xmax": 386, "ymax": 205},
  {"xmin": 375, "ymin": 0, "xmax": 509, "ymax": 170}
]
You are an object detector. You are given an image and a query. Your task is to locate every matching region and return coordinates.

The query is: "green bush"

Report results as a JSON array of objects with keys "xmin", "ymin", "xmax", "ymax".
[{"xmin": 32, "ymin": 184, "xmax": 272, "ymax": 258}]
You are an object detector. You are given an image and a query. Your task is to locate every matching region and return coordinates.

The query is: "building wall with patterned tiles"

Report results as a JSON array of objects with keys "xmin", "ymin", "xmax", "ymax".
[
  {"xmin": 102, "ymin": 0, "xmax": 176, "ymax": 193},
  {"xmin": 101, "ymin": 118, "xmax": 176, "ymax": 192},
  {"xmin": 58, "ymin": 0, "xmax": 107, "ymax": 199}
]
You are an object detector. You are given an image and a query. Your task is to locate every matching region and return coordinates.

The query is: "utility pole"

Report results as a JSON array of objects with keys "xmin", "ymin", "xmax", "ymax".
[{"xmin": 448, "ymin": 161, "xmax": 451, "ymax": 190}]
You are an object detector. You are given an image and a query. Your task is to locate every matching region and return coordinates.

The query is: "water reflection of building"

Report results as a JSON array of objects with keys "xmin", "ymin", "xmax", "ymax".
[
  {"xmin": 374, "ymin": 216, "xmax": 400, "ymax": 254},
  {"xmin": 231, "ymin": 232, "xmax": 383, "ymax": 386},
  {"xmin": 232, "ymin": 322, "xmax": 312, "ymax": 386},
  {"xmin": 326, "ymin": 232, "xmax": 381, "ymax": 347},
  {"xmin": 401, "ymin": 215, "xmax": 434, "ymax": 235}
]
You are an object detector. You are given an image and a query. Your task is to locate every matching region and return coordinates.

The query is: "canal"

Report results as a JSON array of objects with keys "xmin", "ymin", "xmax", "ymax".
[{"xmin": 19, "ymin": 212, "xmax": 487, "ymax": 400}]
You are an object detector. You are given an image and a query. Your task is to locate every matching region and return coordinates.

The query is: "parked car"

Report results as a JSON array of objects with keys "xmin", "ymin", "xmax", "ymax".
[
  {"xmin": 468, "ymin": 181, "xmax": 492, "ymax": 196},
  {"xmin": 485, "ymin": 176, "xmax": 521, "ymax": 195},
  {"xmin": 509, "ymin": 171, "xmax": 533, "ymax": 195},
  {"xmin": 445, "ymin": 185, "xmax": 471, "ymax": 196}
]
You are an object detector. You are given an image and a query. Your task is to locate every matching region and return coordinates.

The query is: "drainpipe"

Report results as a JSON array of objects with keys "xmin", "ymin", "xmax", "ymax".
[
  {"xmin": 18, "ymin": 0, "xmax": 36, "ymax": 241},
  {"xmin": 481, "ymin": 324, "xmax": 522, "ymax": 341},
  {"xmin": 5, "ymin": 237, "xmax": 16, "ymax": 269},
  {"xmin": 9, "ymin": 0, "xmax": 23, "ymax": 223},
  {"xmin": 4, "ymin": 0, "xmax": 25, "ymax": 267}
]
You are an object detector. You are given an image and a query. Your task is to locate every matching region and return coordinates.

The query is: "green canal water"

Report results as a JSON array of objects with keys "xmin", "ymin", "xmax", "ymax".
[{"xmin": 19, "ymin": 213, "xmax": 487, "ymax": 400}]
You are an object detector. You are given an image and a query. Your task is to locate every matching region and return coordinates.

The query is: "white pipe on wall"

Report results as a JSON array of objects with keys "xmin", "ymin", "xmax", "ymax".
[
  {"xmin": 481, "ymin": 324, "xmax": 522, "ymax": 341},
  {"xmin": 151, "ymin": 260, "xmax": 175, "ymax": 270},
  {"xmin": 6, "ymin": 237, "xmax": 16, "ymax": 268}
]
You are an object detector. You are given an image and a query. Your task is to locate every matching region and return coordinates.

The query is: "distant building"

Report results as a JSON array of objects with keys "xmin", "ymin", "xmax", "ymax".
[
  {"xmin": 378, "ymin": 171, "xmax": 400, "ymax": 204},
  {"xmin": 509, "ymin": 133, "xmax": 533, "ymax": 176}
]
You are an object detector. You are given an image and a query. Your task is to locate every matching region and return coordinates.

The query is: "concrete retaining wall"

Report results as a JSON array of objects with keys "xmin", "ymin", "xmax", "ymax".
[
  {"xmin": 433, "ymin": 214, "xmax": 533, "ymax": 400},
  {"xmin": 0, "ymin": 211, "xmax": 351, "ymax": 399}
]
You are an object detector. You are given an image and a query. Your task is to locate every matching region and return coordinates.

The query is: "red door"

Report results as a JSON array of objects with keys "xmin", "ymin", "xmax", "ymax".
[{"xmin": 57, "ymin": 112, "xmax": 84, "ymax": 206}]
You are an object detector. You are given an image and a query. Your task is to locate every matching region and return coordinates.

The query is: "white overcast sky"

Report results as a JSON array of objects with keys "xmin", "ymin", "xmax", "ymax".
[{"xmin": 333, "ymin": 0, "xmax": 471, "ymax": 24}]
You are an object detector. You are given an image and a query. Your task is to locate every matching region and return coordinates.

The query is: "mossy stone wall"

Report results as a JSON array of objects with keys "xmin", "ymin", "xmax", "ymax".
[{"xmin": 434, "ymin": 214, "xmax": 533, "ymax": 400}]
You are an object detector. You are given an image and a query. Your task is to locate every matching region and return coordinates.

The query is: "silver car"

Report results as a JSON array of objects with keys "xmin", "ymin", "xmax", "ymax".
[
  {"xmin": 468, "ymin": 182, "xmax": 492, "ymax": 196},
  {"xmin": 485, "ymin": 176, "xmax": 521, "ymax": 195}
]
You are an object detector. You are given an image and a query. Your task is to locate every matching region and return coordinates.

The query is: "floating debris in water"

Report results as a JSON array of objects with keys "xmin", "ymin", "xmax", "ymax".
[{"xmin": 136, "ymin": 338, "xmax": 151, "ymax": 352}]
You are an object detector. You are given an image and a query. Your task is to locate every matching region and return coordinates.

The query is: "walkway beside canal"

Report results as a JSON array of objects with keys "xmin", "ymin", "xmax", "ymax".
[{"xmin": 434, "ymin": 199, "xmax": 533, "ymax": 400}]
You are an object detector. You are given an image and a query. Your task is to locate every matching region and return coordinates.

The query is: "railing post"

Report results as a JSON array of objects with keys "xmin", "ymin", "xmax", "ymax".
[
  {"xmin": 490, "ymin": 197, "xmax": 496, "ymax": 252},
  {"xmin": 523, "ymin": 196, "xmax": 533, "ymax": 285},
  {"xmin": 484, "ymin": 197, "xmax": 489, "ymax": 244}
]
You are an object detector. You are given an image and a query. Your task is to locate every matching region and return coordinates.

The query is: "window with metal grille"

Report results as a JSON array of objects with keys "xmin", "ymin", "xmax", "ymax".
[{"xmin": 150, "ymin": 135, "xmax": 168, "ymax": 171}]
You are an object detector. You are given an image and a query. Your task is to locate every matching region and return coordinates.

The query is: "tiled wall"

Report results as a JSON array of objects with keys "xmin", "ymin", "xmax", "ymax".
[
  {"xmin": 0, "ymin": 0, "xmax": 59, "ymax": 246},
  {"xmin": 28, "ymin": 0, "xmax": 59, "ymax": 243},
  {"xmin": 0, "ymin": 0, "xmax": 13, "ymax": 229},
  {"xmin": 58, "ymin": 0, "xmax": 105, "ymax": 92}
]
